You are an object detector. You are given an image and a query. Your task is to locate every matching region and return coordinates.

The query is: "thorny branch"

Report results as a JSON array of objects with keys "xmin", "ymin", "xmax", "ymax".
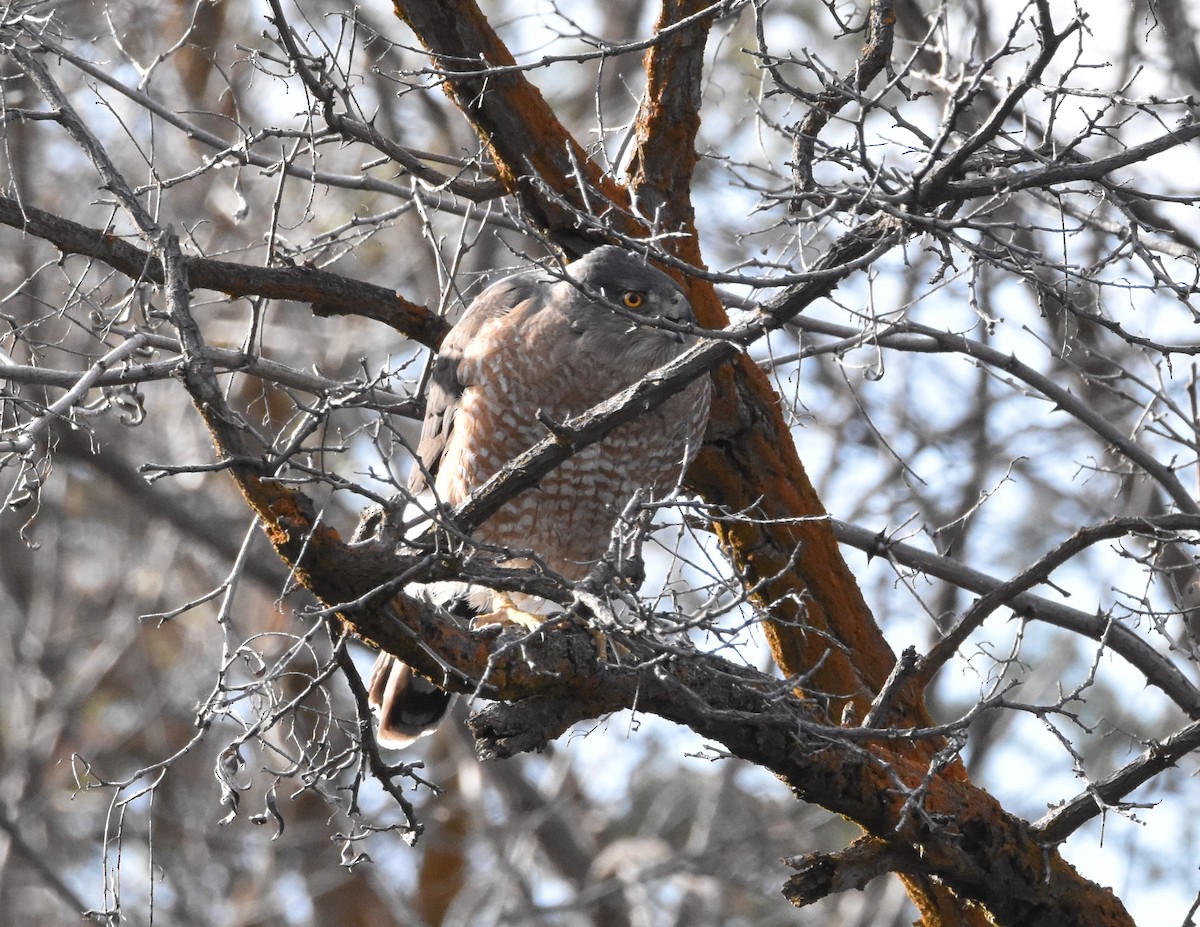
[
  {"xmin": 780, "ymin": 0, "xmax": 897, "ymax": 204},
  {"xmin": 4, "ymin": 0, "xmax": 1200, "ymax": 924}
]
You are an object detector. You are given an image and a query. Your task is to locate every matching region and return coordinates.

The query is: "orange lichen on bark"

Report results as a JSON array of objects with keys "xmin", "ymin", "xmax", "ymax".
[
  {"xmin": 389, "ymin": 0, "xmax": 919, "ymax": 757},
  {"xmin": 626, "ymin": 0, "xmax": 898, "ymax": 719},
  {"xmin": 393, "ymin": 1, "xmax": 636, "ymax": 243},
  {"xmin": 363, "ymin": 3, "xmax": 1136, "ymax": 923},
  {"xmin": 626, "ymin": 0, "xmax": 707, "ymax": 227}
]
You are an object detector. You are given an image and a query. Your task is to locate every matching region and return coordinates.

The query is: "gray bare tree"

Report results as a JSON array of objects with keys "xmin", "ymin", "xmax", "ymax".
[{"xmin": 2, "ymin": 1, "xmax": 1200, "ymax": 924}]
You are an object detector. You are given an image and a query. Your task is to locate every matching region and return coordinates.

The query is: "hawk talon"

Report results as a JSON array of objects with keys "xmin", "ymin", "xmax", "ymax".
[
  {"xmin": 590, "ymin": 627, "xmax": 609, "ymax": 664},
  {"xmin": 469, "ymin": 592, "xmax": 553, "ymax": 633}
]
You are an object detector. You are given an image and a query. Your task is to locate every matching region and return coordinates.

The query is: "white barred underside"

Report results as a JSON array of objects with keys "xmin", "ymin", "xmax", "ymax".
[{"xmin": 429, "ymin": 262, "xmax": 711, "ymax": 589}]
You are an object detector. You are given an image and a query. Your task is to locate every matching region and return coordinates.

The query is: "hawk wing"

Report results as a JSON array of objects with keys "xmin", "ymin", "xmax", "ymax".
[
  {"xmin": 371, "ymin": 248, "xmax": 711, "ymax": 749},
  {"xmin": 407, "ymin": 273, "xmax": 543, "ymax": 495}
]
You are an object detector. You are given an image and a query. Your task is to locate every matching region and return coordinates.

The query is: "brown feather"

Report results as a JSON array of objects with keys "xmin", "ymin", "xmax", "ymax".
[{"xmin": 370, "ymin": 248, "xmax": 711, "ymax": 748}]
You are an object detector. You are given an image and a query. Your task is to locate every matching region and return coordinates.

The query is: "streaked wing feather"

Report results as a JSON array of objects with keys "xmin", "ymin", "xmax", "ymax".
[{"xmin": 407, "ymin": 273, "xmax": 542, "ymax": 494}]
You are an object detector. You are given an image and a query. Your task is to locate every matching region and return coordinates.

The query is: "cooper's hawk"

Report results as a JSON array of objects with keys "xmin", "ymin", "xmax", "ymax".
[{"xmin": 367, "ymin": 246, "xmax": 711, "ymax": 747}]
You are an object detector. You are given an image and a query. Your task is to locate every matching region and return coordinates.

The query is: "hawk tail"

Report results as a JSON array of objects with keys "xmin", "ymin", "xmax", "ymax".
[{"xmin": 367, "ymin": 653, "xmax": 453, "ymax": 749}]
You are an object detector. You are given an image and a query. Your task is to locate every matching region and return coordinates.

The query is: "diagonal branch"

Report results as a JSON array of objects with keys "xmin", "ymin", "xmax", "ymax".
[
  {"xmin": 265, "ymin": 0, "xmax": 504, "ymax": 202},
  {"xmin": 1033, "ymin": 714, "xmax": 1200, "ymax": 843},
  {"xmin": 0, "ymin": 194, "xmax": 448, "ymax": 347},
  {"xmin": 393, "ymin": 0, "xmax": 638, "ymax": 253},
  {"xmin": 453, "ymin": 213, "xmax": 904, "ymax": 540},
  {"xmin": 786, "ymin": 0, "xmax": 896, "ymax": 202},
  {"xmin": 933, "ymin": 120, "xmax": 1200, "ymax": 202},
  {"xmin": 833, "ymin": 519, "xmax": 1200, "ymax": 716},
  {"xmin": 916, "ymin": 514, "xmax": 1200, "ymax": 696}
]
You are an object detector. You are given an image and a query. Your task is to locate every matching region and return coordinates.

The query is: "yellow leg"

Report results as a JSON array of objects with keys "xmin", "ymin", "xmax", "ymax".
[
  {"xmin": 470, "ymin": 592, "xmax": 608, "ymax": 662},
  {"xmin": 469, "ymin": 591, "xmax": 547, "ymax": 632}
]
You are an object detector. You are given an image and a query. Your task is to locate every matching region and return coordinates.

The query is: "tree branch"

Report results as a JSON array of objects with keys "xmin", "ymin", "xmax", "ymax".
[
  {"xmin": 832, "ymin": 519, "xmax": 1200, "ymax": 718},
  {"xmin": 1033, "ymin": 714, "xmax": 1200, "ymax": 844},
  {"xmin": 393, "ymin": 0, "xmax": 639, "ymax": 254},
  {"xmin": 0, "ymin": 194, "xmax": 448, "ymax": 347}
]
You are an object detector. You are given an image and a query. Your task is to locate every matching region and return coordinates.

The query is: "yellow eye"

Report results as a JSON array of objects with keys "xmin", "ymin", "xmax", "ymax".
[{"xmin": 622, "ymin": 291, "xmax": 644, "ymax": 309}]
